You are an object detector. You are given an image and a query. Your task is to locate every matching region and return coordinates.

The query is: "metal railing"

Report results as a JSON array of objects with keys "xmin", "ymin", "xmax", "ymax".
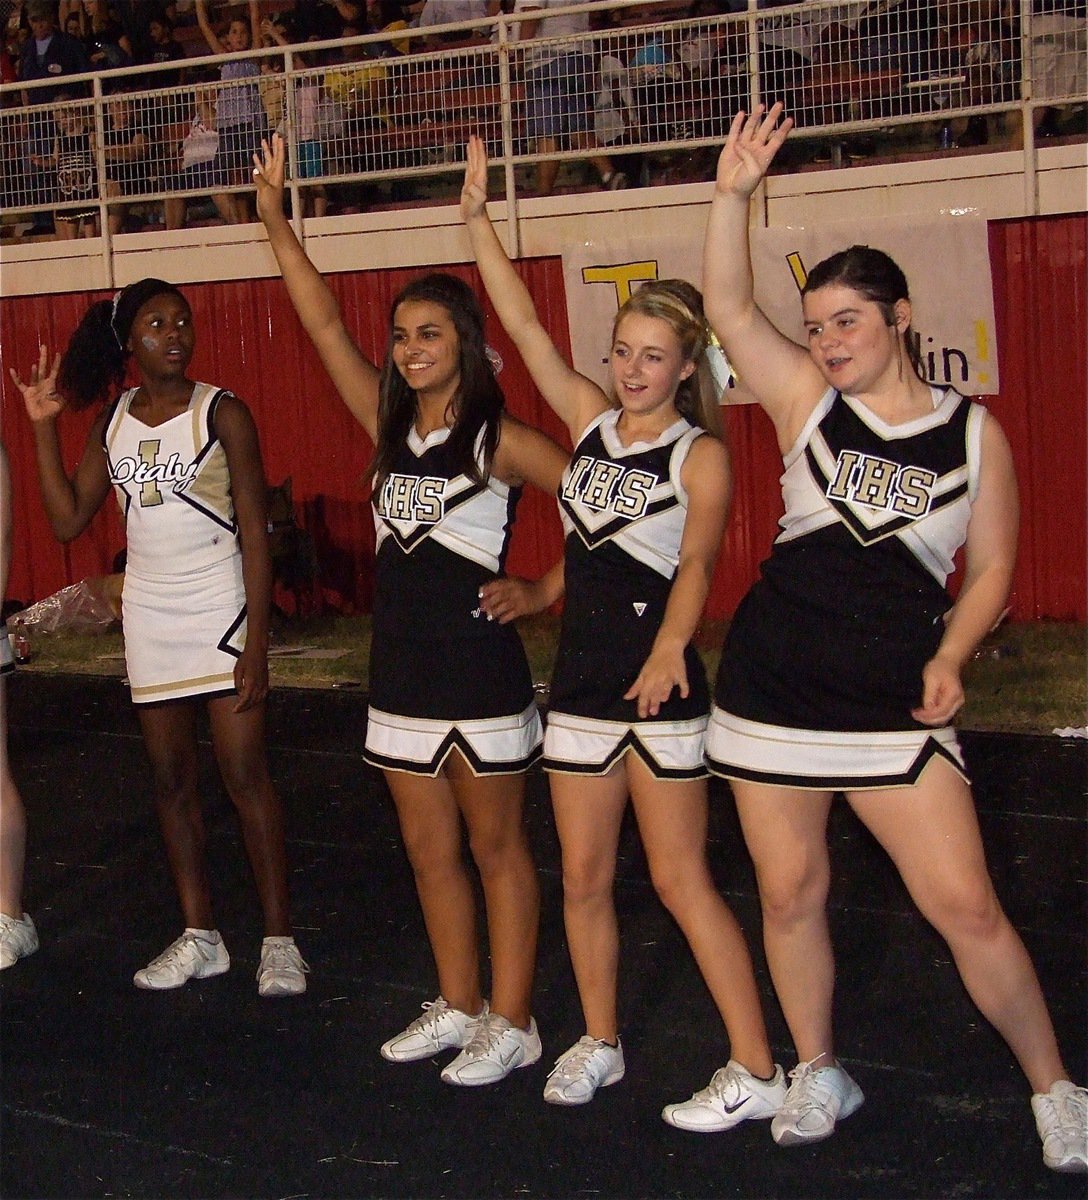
[{"xmin": 0, "ymin": 0, "xmax": 1084, "ymax": 239}]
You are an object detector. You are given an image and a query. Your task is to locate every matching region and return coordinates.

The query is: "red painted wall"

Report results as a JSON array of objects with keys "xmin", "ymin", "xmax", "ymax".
[{"xmin": 1, "ymin": 214, "xmax": 1084, "ymax": 621}]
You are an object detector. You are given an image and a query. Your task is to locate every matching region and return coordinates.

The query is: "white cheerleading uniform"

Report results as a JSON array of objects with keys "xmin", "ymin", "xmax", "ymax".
[
  {"xmin": 363, "ymin": 424, "xmax": 542, "ymax": 777},
  {"xmin": 103, "ymin": 383, "xmax": 247, "ymax": 704},
  {"xmin": 544, "ymin": 409, "xmax": 710, "ymax": 779},
  {"xmin": 708, "ymin": 386, "xmax": 984, "ymax": 790}
]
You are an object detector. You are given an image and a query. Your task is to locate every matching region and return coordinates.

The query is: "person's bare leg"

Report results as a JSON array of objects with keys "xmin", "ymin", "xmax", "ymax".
[
  {"xmin": 734, "ymin": 783, "xmax": 837, "ymax": 1063},
  {"xmin": 630, "ymin": 760, "xmax": 773, "ymax": 1076},
  {"xmin": 447, "ymin": 751, "xmax": 538, "ymax": 1028},
  {"xmin": 850, "ymin": 763, "xmax": 1070, "ymax": 1093},
  {"xmin": 388, "ymin": 768, "xmax": 484, "ymax": 1017},
  {"xmin": 550, "ymin": 769, "xmax": 628, "ymax": 1041},
  {"xmin": 207, "ymin": 696, "xmax": 291, "ymax": 936}
]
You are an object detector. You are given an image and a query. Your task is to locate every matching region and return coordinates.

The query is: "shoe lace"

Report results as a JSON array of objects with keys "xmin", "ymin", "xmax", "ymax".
[
  {"xmin": 1051, "ymin": 1085, "xmax": 1088, "ymax": 1131},
  {"xmin": 695, "ymin": 1064, "xmax": 742, "ymax": 1105},
  {"xmin": 781, "ymin": 1056, "xmax": 831, "ymax": 1115},
  {"xmin": 408, "ymin": 997, "xmax": 452, "ymax": 1037},
  {"xmin": 261, "ymin": 940, "xmax": 308, "ymax": 975},
  {"xmin": 462, "ymin": 1010, "xmax": 505, "ymax": 1059},
  {"xmin": 146, "ymin": 932, "xmax": 202, "ymax": 970},
  {"xmin": 550, "ymin": 1038, "xmax": 604, "ymax": 1081}
]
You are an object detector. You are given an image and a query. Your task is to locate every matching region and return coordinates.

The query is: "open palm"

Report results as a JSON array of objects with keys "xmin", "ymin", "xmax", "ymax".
[
  {"xmin": 9, "ymin": 345, "xmax": 64, "ymax": 423},
  {"xmin": 253, "ymin": 134, "xmax": 286, "ymax": 221},
  {"xmin": 715, "ymin": 104, "xmax": 794, "ymax": 199}
]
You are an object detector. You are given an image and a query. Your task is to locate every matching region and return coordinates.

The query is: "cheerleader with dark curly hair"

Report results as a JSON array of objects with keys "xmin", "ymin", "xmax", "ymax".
[{"xmin": 9, "ymin": 278, "xmax": 308, "ymax": 997}]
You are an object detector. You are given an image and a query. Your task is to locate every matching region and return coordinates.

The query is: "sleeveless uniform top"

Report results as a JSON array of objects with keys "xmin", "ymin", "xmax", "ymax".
[
  {"xmin": 549, "ymin": 408, "xmax": 709, "ymax": 726},
  {"xmin": 714, "ymin": 385, "xmax": 984, "ymax": 734},
  {"xmin": 103, "ymin": 384, "xmax": 240, "ymax": 578},
  {"xmin": 363, "ymin": 421, "xmax": 542, "ymax": 775},
  {"xmin": 371, "ymin": 424, "xmax": 520, "ymax": 642}
]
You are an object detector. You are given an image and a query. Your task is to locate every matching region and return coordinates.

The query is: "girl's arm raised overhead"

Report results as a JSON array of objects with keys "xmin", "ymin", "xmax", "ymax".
[
  {"xmin": 254, "ymin": 135, "xmax": 381, "ymax": 441},
  {"xmin": 624, "ymin": 434, "xmax": 731, "ymax": 719},
  {"xmin": 703, "ymin": 106, "xmax": 824, "ymax": 441},
  {"xmin": 461, "ymin": 135, "xmax": 607, "ymax": 444},
  {"xmin": 9, "ymin": 346, "xmax": 112, "ymax": 543},
  {"xmin": 194, "ymin": 0, "xmax": 226, "ymax": 55}
]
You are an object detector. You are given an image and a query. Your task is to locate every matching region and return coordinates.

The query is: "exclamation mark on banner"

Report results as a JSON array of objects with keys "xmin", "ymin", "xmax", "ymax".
[
  {"xmin": 975, "ymin": 320, "xmax": 990, "ymax": 387},
  {"xmin": 786, "ymin": 252, "xmax": 807, "ymax": 294}
]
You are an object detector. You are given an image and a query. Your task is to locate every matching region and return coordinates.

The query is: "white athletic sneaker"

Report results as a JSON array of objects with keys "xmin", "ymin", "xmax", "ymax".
[
  {"xmin": 0, "ymin": 912, "xmax": 39, "ymax": 970},
  {"xmin": 543, "ymin": 1036, "xmax": 625, "ymax": 1106},
  {"xmin": 440, "ymin": 1011, "xmax": 541, "ymax": 1086},
  {"xmin": 662, "ymin": 1060, "xmax": 787, "ymax": 1132},
  {"xmin": 380, "ymin": 997, "xmax": 484, "ymax": 1063},
  {"xmin": 1032, "ymin": 1080, "xmax": 1088, "ymax": 1173},
  {"xmin": 256, "ymin": 936, "xmax": 309, "ymax": 997},
  {"xmin": 133, "ymin": 929, "xmax": 230, "ymax": 990},
  {"xmin": 770, "ymin": 1057, "xmax": 864, "ymax": 1145}
]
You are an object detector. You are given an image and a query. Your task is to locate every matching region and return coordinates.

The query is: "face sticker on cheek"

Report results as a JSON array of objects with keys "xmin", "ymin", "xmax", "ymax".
[{"xmin": 140, "ymin": 336, "xmax": 157, "ymax": 352}]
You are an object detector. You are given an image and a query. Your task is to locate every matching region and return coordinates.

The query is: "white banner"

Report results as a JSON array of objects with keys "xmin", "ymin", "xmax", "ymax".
[{"xmin": 561, "ymin": 215, "xmax": 998, "ymax": 401}]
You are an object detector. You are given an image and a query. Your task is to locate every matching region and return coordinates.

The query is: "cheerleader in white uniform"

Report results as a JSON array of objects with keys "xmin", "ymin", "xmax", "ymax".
[
  {"xmin": 255, "ymin": 136, "xmax": 568, "ymax": 1085},
  {"xmin": 10, "ymin": 279, "xmax": 308, "ymax": 997},
  {"xmin": 0, "ymin": 442, "xmax": 39, "ymax": 970},
  {"xmin": 463, "ymin": 136, "xmax": 784, "ymax": 1126},
  {"xmin": 701, "ymin": 105, "xmax": 1086, "ymax": 1171}
]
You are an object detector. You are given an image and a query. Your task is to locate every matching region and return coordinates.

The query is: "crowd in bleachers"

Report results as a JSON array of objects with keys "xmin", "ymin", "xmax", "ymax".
[{"xmin": 0, "ymin": 0, "xmax": 1084, "ymax": 239}]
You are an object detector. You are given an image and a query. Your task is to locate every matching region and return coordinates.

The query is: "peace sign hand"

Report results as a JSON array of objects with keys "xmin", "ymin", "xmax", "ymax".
[
  {"xmin": 9, "ymin": 345, "xmax": 65, "ymax": 423},
  {"xmin": 715, "ymin": 103, "xmax": 793, "ymax": 200},
  {"xmin": 461, "ymin": 134, "xmax": 490, "ymax": 223}
]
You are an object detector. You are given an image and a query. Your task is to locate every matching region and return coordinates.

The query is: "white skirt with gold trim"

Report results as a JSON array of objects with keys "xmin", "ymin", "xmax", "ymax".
[{"xmin": 122, "ymin": 554, "xmax": 246, "ymax": 704}]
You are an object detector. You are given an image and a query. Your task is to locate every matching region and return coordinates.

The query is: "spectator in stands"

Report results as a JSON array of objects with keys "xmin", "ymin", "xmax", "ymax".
[
  {"xmin": 163, "ymin": 83, "xmax": 219, "ymax": 230},
  {"xmin": 290, "ymin": 0, "xmax": 365, "ymax": 42},
  {"xmin": 34, "ymin": 89, "xmax": 97, "ymax": 238},
  {"xmin": 418, "ymin": 0, "xmax": 498, "ymax": 48},
  {"xmin": 60, "ymin": 0, "xmax": 131, "ymax": 69},
  {"xmin": 513, "ymin": 0, "xmax": 627, "ymax": 196},
  {"xmin": 194, "ymin": 0, "xmax": 265, "ymax": 224},
  {"xmin": 19, "ymin": 0, "xmax": 90, "ymax": 227},
  {"xmin": 1028, "ymin": 0, "xmax": 1086, "ymax": 139},
  {"xmin": 135, "ymin": 5, "xmax": 186, "ymax": 86},
  {"xmin": 19, "ymin": 1, "xmax": 89, "ymax": 99},
  {"xmin": 260, "ymin": 15, "xmax": 329, "ymax": 218},
  {"xmin": 102, "ymin": 86, "xmax": 148, "ymax": 233}
]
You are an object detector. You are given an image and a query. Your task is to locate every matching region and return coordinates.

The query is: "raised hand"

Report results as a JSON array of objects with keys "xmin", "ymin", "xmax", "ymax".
[
  {"xmin": 9, "ymin": 345, "xmax": 64, "ymax": 423},
  {"xmin": 714, "ymin": 103, "xmax": 793, "ymax": 199},
  {"xmin": 460, "ymin": 134, "xmax": 490, "ymax": 222},
  {"xmin": 253, "ymin": 134, "xmax": 287, "ymax": 221}
]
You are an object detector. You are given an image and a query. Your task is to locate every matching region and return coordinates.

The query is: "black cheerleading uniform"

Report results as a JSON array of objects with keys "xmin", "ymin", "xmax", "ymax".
[
  {"xmin": 707, "ymin": 385, "xmax": 984, "ymax": 791},
  {"xmin": 362, "ymin": 424, "xmax": 542, "ymax": 777},
  {"xmin": 543, "ymin": 409, "xmax": 710, "ymax": 780}
]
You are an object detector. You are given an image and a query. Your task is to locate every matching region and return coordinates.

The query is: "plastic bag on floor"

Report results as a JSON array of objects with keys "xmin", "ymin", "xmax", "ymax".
[{"xmin": 8, "ymin": 576, "xmax": 123, "ymax": 634}]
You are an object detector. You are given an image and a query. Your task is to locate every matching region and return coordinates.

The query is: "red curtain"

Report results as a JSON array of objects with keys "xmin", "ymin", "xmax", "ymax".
[{"xmin": 2, "ymin": 214, "xmax": 1084, "ymax": 620}]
